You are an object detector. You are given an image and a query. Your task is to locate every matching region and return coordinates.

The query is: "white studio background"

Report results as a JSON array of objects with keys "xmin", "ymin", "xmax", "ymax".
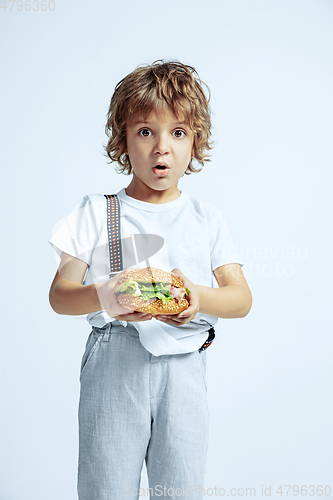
[{"xmin": 1, "ymin": 0, "xmax": 332, "ymax": 499}]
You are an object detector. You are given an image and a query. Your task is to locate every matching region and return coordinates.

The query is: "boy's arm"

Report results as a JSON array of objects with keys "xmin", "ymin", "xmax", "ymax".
[
  {"xmin": 196, "ymin": 264, "xmax": 252, "ymax": 318},
  {"xmin": 155, "ymin": 264, "xmax": 252, "ymax": 326},
  {"xmin": 49, "ymin": 253, "xmax": 107, "ymax": 315},
  {"xmin": 49, "ymin": 253, "xmax": 152, "ymax": 321}
]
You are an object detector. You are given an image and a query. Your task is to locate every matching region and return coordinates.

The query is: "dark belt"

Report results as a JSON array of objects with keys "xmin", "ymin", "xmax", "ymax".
[{"xmin": 198, "ymin": 326, "xmax": 215, "ymax": 351}]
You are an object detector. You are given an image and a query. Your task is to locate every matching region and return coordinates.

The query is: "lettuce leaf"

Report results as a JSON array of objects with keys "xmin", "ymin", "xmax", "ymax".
[
  {"xmin": 119, "ymin": 280, "xmax": 141, "ymax": 296},
  {"xmin": 119, "ymin": 280, "xmax": 173, "ymax": 303}
]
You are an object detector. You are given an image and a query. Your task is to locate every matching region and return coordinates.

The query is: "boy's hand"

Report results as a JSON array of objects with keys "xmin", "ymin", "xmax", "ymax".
[
  {"xmin": 112, "ymin": 311, "xmax": 153, "ymax": 322},
  {"xmin": 155, "ymin": 268, "xmax": 199, "ymax": 326},
  {"xmin": 96, "ymin": 270, "xmax": 152, "ymax": 322}
]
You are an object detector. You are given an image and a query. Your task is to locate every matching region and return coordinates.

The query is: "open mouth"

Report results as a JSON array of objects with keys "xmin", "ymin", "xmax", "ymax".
[{"xmin": 153, "ymin": 165, "xmax": 170, "ymax": 177}]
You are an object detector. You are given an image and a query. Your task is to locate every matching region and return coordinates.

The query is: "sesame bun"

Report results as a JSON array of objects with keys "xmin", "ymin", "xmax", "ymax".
[
  {"xmin": 117, "ymin": 295, "xmax": 189, "ymax": 315},
  {"xmin": 114, "ymin": 267, "xmax": 189, "ymax": 316},
  {"xmin": 114, "ymin": 267, "xmax": 184, "ymax": 293}
]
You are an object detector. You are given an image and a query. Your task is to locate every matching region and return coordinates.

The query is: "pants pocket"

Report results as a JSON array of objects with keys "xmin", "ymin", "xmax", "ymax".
[{"xmin": 80, "ymin": 331, "xmax": 102, "ymax": 379}]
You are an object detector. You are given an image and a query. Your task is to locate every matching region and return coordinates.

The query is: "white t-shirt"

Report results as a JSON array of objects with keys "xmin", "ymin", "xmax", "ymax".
[{"xmin": 49, "ymin": 188, "xmax": 244, "ymax": 356}]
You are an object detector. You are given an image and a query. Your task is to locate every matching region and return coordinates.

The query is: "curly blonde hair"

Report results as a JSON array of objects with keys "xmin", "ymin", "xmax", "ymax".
[{"xmin": 104, "ymin": 60, "xmax": 213, "ymax": 175}]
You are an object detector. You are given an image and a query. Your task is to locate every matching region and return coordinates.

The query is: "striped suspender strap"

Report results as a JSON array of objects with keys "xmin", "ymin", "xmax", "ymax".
[{"xmin": 104, "ymin": 194, "xmax": 123, "ymax": 278}]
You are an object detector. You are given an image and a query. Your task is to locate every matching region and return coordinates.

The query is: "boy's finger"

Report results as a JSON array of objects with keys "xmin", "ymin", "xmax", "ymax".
[
  {"xmin": 179, "ymin": 305, "xmax": 197, "ymax": 318},
  {"xmin": 170, "ymin": 268, "xmax": 186, "ymax": 281},
  {"xmin": 178, "ymin": 311, "xmax": 190, "ymax": 318},
  {"xmin": 116, "ymin": 310, "xmax": 150, "ymax": 319},
  {"xmin": 113, "ymin": 313, "xmax": 153, "ymax": 322}
]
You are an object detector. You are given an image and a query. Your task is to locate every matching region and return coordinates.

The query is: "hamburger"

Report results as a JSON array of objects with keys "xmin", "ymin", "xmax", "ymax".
[{"xmin": 114, "ymin": 267, "xmax": 190, "ymax": 315}]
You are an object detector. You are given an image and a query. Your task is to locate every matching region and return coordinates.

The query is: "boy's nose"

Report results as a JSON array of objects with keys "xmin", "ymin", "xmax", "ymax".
[{"xmin": 153, "ymin": 135, "xmax": 170, "ymax": 155}]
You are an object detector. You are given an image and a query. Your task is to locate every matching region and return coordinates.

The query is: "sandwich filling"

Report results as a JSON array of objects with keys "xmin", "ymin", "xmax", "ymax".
[{"xmin": 117, "ymin": 279, "xmax": 190, "ymax": 305}]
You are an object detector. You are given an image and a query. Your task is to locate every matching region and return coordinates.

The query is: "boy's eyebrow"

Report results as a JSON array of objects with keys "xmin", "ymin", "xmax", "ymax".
[{"xmin": 131, "ymin": 120, "xmax": 189, "ymax": 126}]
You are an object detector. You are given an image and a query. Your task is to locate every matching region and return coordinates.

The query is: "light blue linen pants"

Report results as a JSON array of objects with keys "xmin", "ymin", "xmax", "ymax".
[{"xmin": 77, "ymin": 321, "xmax": 210, "ymax": 500}]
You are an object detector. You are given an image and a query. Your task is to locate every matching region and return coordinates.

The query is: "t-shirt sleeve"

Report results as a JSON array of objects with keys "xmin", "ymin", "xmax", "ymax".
[
  {"xmin": 48, "ymin": 194, "xmax": 102, "ymax": 267},
  {"xmin": 209, "ymin": 209, "xmax": 244, "ymax": 271}
]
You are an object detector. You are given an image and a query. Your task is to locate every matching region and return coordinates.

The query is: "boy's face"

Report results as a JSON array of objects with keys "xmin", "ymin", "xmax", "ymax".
[{"xmin": 125, "ymin": 106, "xmax": 194, "ymax": 202}]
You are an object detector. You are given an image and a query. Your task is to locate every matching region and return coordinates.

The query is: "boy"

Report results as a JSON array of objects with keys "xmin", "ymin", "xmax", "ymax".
[{"xmin": 49, "ymin": 60, "xmax": 252, "ymax": 500}]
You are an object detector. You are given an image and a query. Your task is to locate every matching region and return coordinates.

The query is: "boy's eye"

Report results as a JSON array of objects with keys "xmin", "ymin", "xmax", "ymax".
[
  {"xmin": 173, "ymin": 129, "xmax": 186, "ymax": 138},
  {"xmin": 139, "ymin": 128, "xmax": 152, "ymax": 137}
]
